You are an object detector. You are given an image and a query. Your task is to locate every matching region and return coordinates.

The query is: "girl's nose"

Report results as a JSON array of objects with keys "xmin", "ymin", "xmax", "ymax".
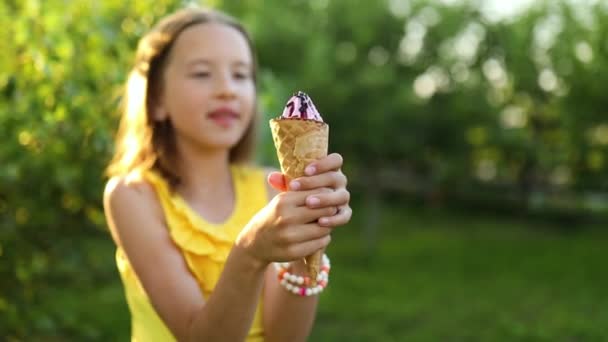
[{"xmin": 215, "ymin": 72, "xmax": 236, "ymax": 99}]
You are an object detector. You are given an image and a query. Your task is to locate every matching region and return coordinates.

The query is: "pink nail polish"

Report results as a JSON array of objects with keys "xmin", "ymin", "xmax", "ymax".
[
  {"xmin": 305, "ymin": 166, "xmax": 316, "ymax": 175},
  {"xmin": 290, "ymin": 181, "xmax": 300, "ymax": 190},
  {"xmin": 308, "ymin": 197, "xmax": 320, "ymax": 206}
]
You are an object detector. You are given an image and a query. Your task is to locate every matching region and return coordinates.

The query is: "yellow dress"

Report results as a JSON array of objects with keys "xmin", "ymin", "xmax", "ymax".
[{"xmin": 116, "ymin": 165, "xmax": 268, "ymax": 341}]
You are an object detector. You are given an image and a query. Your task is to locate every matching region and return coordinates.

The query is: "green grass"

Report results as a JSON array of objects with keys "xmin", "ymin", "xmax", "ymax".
[
  {"xmin": 34, "ymin": 203, "xmax": 608, "ymax": 341},
  {"xmin": 312, "ymin": 204, "xmax": 608, "ymax": 341}
]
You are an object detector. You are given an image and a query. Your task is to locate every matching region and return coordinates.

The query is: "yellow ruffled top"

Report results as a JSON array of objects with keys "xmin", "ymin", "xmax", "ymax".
[{"xmin": 116, "ymin": 164, "xmax": 269, "ymax": 341}]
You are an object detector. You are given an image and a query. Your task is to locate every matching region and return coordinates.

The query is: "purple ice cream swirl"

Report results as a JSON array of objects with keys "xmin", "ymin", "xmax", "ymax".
[{"xmin": 280, "ymin": 91, "xmax": 323, "ymax": 122}]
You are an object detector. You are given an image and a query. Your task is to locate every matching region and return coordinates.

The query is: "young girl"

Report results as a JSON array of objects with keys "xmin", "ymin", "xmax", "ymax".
[{"xmin": 103, "ymin": 6, "xmax": 352, "ymax": 342}]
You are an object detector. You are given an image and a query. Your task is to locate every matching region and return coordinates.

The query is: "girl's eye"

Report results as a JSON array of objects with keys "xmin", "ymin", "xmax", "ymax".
[
  {"xmin": 234, "ymin": 72, "xmax": 250, "ymax": 80},
  {"xmin": 192, "ymin": 72, "xmax": 210, "ymax": 78}
]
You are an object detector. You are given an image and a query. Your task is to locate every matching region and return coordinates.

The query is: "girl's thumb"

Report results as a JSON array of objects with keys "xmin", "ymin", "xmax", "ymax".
[{"xmin": 267, "ymin": 171, "xmax": 287, "ymax": 192}]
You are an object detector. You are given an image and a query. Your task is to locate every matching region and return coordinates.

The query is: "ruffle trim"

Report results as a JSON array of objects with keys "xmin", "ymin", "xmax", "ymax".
[
  {"xmin": 144, "ymin": 172, "xmax": 234, "ymax": 263},
  {"xmin": 140, "ymin": 166, "xmax": 266, "ymax": 292}
]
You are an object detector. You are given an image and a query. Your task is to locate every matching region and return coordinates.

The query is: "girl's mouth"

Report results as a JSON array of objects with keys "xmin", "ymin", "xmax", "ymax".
[{"xmin": 208, "ymin": 108, "xmax": 239, "ymax": 128}]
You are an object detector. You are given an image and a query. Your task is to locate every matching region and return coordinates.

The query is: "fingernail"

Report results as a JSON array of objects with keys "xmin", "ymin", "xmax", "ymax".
[
  {"xmin": 319, "ymin": 217, "xmax": 329, "ymax": 225},
  {"xmin": 307, "ymin": 197, "xmax": 320, "ymax": 206},
  {"xmin": 290, "ymin": 181, "xmax": 300, "ymax": 190},
  {"xmin": 305, "ymin": 166, "xmax": 316, "ymax": 175}
]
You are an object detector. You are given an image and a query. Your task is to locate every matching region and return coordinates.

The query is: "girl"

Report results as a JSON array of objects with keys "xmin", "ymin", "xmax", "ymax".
[{"xmin": 103, "ymin": 6, "xmax": 352, "ymax": 342}]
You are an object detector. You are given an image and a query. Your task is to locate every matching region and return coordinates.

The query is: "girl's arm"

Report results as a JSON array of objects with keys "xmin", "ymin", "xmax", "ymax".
[
  {"xmin": 263, "ymin": 257, "xmax": 322, "ymax": 342},
  {"xmin": 105, "ymin": 175, "xmax": 334, "ymax": 341},
  {"xmin": 262, "ymin": 153, "xmax": 352, "ymax": 342},
  {"xmin": 105, "ymin": 178, "xmax": 266, "ymax": 342}
]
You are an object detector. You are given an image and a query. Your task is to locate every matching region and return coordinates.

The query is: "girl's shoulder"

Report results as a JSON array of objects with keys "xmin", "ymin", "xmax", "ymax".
[
  {"xmin": 104, "ymin": 171, "xmax": 157, "ymax": 204},
  {"xmin": 103, "ymin": 171, "xmax": 165, "ymax": 247},
  {"xmin": 103, "ymin": 171, "xmax": 163, "ymax": 223}
]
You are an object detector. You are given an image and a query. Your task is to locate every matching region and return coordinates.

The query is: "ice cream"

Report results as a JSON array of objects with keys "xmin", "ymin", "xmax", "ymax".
[
  {"xmin": 270, "ymin": 91, "xmax": 329, "ymax": 285},
  {"xmin": 280, "ymin": 91, "xmax": 324, "ymax": 122}
]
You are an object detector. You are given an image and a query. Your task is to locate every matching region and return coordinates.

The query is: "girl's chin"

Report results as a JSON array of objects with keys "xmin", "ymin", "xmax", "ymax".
[
  {"xmin": 198, "ymin": 137, "xmax": 241, "ymax": 151},
  {"xmin": 177, "ymin": 130, "xmax": 245, "ymax": 152}
]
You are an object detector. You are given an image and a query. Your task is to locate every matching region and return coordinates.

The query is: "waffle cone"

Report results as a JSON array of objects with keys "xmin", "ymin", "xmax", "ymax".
[{"xmin": 270, "ymin": 118, "xmax": 329, "ymax": 284}]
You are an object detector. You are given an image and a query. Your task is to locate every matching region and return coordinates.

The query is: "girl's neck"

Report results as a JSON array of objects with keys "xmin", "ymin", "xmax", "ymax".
[{"xmin": 175, "ymin": 142, "xmax": 233, "ymax": 200}]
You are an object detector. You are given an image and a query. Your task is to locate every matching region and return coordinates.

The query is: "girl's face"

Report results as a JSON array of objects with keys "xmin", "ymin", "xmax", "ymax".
[{"xmin": 158, "ymin": 22, "xmax": 255, "ymax": 155}]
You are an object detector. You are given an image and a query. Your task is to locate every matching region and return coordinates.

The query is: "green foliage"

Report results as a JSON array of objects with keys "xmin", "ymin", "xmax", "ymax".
[
  {"xmin": 1, "ymin": 0, "xmax": 182, "ymax": 338},
  {"xmin": 2, "ymin": 0, "xmax": 608, "ymax": 339},
  {"xmin": 233, "ymin": 0, "xmax": 608, "ymax": 213}
]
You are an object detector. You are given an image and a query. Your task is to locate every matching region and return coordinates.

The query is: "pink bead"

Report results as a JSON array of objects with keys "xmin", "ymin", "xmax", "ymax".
[{"xmin": 300, "ymin": 287, "xmax": 307, "ymax": 296}]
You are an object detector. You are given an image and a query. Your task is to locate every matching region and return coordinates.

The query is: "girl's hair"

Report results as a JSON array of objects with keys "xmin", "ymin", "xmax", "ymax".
[{"xmin": 105, "ymin": 7, "xmax": 258, "ymax": 186}]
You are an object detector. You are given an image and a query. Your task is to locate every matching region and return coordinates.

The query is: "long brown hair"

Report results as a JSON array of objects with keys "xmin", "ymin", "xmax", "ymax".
[{"xmin": 105, "ymin": 7, "xmax": 258, "ymax": 186}]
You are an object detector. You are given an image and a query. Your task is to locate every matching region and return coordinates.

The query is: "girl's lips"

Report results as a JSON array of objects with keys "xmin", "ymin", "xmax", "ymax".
[{"xmin": 208, "ymin": 108, "xmax": 239, "ymax": 128}]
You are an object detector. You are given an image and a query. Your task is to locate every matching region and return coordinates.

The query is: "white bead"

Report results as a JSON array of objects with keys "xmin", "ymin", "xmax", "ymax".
[{"xmin": 276, "ymin": 254, "xmax": 331, "ymax": 296}]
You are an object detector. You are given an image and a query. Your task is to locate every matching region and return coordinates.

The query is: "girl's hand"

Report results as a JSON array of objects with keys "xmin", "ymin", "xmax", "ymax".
[
  {"xmin": 267, "ymin": 153, "xmax": 352, "ymax": 228},
  {"xmin": 235, "ymin": 188, "xmax": 337, "ymax": 267}
]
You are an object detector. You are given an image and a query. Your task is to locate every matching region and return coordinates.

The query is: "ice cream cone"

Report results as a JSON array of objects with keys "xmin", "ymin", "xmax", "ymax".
[{"xmin": 270, "ymin": 117, "xmax": 329, "ymax": 284}]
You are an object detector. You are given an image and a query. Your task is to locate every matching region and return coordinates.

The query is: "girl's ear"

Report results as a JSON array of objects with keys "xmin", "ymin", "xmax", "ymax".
[{"xmin": 153, "ymin": 105, "xmax": 168, "ymax": 121}]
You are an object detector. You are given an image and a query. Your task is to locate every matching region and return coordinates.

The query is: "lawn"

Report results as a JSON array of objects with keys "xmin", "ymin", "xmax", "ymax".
[
  {"xmin": 37, "ymin": 203, "xmax": 608, "ymax": 341},
  {"xmin": 313, "ymin": 204, "xmax": 608, "ymax": 341}
]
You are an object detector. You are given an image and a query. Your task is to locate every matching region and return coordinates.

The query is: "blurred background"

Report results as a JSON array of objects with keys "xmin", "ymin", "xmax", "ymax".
[{"xmin": 2, "ymin": 0, "xmax": 608, "ymax": 340}]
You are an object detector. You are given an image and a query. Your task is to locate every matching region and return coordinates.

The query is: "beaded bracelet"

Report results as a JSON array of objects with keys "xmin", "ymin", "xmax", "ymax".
[{"xmin": 273, "ymin": 254, "xmax": 331, "ymax": 296}]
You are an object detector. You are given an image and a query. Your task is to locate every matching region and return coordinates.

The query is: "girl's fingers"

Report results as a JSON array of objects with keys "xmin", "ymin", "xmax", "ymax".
[
  {"xmin": 290, "ymin": 205, "xmax": 339, "ymax": 225},
  {"xmin": 302, "ymin": 153, "xmax": 343, "ymax": 176},
  {"xmin": 277, "ymin": 223, "xmax": 332, "ymax": 245},
  {"xmin": 305, "ymin": 189, "xmax": 350, "ymax": 209},
  {"xmin": 290, "ymin": 171, "xmax": 347, "ymax": 191},
  {"xmin": 318, "ymin": 205, "xmax": 352, "ymax": 227},
  {"xmin": 285, "ymin": 234, "xmax": 331, "ymax": 260},
  {"xmin": 276, "ymin": 188, "xmax": 332, "ymax": 207},
  {"xmin": 267, "ymin": 171, "xmax": 287, "ymax": 192}
]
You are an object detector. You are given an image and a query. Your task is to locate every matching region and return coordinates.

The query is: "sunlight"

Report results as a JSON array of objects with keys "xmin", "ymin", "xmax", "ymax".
[
  {"xmin": 480, "ymin": 0, "xmax": 535, "ymax": 23},
  {"xmin": 500, "ymin": 106, "xmax": 527, "ymax": 129},
  {"xmin": 414, "ymin": 73, "xmax": 436, "ymax": 99},
  {"xmin": 482, "ymin": 58, "xmax": 508, "ymax": 89},
  {"xmin": 538, "ymin": 68, "xmax": 558, "ymax": 92},
  {"xmin": 575, "ymin": 41, "xmax": 593, "ymax": 63},
  {"xmin": 388, "ymin": 0, "xmax": 410, "ymax": 18}
]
